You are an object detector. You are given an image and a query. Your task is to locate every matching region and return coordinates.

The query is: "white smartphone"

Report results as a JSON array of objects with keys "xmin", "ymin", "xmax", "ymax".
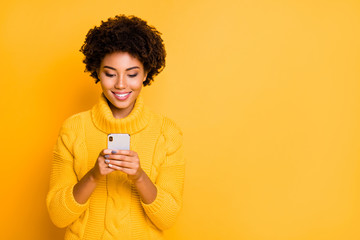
[{"xmin": 107, "ymin": 133, "xmax": 130, "ymax": 151}]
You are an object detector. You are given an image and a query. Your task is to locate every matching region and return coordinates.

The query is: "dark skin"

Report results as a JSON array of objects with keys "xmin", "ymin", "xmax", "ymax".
[
  {"xmin": 73, "ymin": 52, "xmax": 157, "ymax": 205},
  {"xmin": 73, "ymin": 149, "xmax": 157, "ymax": 204}
]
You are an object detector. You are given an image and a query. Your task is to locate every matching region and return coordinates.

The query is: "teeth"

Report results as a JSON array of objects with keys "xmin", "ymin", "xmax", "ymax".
[{"xmin": 115, "ymin": 92, "xmax": 130, "ymax": 97}]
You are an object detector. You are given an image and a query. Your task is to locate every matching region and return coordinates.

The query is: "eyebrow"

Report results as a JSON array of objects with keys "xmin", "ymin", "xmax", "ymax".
[{"xmin": 103, "ymin": 66, "xmax": 140, "ymax": 71}]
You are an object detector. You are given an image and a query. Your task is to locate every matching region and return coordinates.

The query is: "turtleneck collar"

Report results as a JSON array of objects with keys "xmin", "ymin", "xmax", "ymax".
[{"xmin": 91, "ymin": 92, "xmax": 151, "ymax": 134}]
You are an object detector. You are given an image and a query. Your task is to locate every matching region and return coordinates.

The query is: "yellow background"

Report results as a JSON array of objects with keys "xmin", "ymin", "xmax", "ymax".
[{"xmin": 0, "ymin": 0, "xmax": 359, "ymax": 239}]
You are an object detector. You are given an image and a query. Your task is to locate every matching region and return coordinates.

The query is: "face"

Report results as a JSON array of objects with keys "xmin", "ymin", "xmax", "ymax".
[{"xmin": 98, "ymin": 51, "xmax": 147, "ymax": 119}]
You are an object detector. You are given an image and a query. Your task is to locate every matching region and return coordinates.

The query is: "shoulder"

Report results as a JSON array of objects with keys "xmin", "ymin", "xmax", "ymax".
[
  {"xmin": 160, "ymin": 115, "xmax": 183, "ymax": 155},
  {"xmin": 60, "ymin": 111, "xmax": 88, "ymax": 129},
  {"xmin": 54, "ymin": 111, "xmax": 89, "ymax": 155},
  {"xmin": 161, "ymin": 116, "xmax": 183, "ymax": 135},
  {"xmin": 145, "ymin": 107, "xmax": 183, "ymax": 136},
  {"xmin": 58, "ymin": 110, "xmax": 89, "ymax": 137}
]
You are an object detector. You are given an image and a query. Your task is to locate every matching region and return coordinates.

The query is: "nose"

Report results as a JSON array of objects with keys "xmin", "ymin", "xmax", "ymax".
[{"xmin": 115, "ymin": 74, "xmax": 127, "ymax": 89}]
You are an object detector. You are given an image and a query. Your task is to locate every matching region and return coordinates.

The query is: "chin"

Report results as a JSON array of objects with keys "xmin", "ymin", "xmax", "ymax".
[
  {"xmin": 114, "ymin": 102, "xmax": 132, "ymax": 109},
  {"xmin": 112, "ymin": 96, "xmax": 135, "ymax": 108}
]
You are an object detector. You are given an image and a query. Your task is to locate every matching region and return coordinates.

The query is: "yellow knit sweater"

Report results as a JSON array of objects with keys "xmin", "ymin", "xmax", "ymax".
[{"xmin": 46, "ymin": 93, "xmax": 185, "ymax": 239}]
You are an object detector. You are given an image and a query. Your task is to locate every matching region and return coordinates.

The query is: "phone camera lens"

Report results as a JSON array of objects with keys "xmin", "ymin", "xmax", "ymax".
[{"xmin": 109, "ymin": 136, "xmax": 113, "ymax": 141}]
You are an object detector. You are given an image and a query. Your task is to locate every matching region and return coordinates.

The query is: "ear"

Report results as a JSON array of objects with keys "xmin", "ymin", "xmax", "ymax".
[{"xmin": 143, "ymin": 72, "xmax": 148, "ymax": 82}]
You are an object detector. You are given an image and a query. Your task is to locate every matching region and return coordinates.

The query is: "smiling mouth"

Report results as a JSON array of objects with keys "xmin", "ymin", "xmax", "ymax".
[
  {"xmin": 112, "ymin": 91, "xmax": 132, "ymax": 100},
  {"xmin": 114, "ymin": 92, "xmax": 131, "ymax": 97}
]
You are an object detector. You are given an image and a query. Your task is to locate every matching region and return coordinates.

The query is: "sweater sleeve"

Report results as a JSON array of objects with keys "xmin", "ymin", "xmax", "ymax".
[
  {"xmin": 46, "ymin": 115, "xmax": 89, "ymax": 228},
  {"xmin": 141, "ymin": 117, "xmax": 186, "ymax": 230}
]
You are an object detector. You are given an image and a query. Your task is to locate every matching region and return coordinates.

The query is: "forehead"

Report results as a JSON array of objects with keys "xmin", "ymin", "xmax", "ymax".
[{"xmin": 101, "ymin": 51, "xmax": 143, "ymax": 69}]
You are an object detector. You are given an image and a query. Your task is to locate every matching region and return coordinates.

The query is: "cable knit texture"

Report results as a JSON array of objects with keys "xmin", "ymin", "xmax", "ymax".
[{"xmin": 46, "ymin": 93, "xmax": 185, "ymax": 239}]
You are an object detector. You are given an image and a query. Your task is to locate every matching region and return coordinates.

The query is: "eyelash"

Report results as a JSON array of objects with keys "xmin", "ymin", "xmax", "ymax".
[{"xmin": 105, "ymin": 73, "xmax": 138, "ymax": 78}]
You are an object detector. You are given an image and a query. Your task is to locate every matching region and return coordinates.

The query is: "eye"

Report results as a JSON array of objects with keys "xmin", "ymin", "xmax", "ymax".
[
  {"xmin": 105, "ymin": 73, "xmax": 115, "ymax": 77},
  {"xmin": 128, "ymin": 73, "xmax": 138, "ymax": 78}
]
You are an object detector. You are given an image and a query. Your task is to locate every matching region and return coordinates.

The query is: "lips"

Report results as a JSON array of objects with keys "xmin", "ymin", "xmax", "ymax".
[
  {"xmin": 115, "ymin": 92, "xmax": 130, "ymax": 97},
  {"xmin": 112, "ymin": 91, "xmax": 132, "ymax": 100}
]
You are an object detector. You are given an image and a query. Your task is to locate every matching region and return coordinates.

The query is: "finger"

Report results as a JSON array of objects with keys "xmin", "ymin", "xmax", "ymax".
[
  {"xmin": 109, "ymin": 150, "xmax": 134, "ymax": 156},
  {"xmin": 108, "ymin": 163, "xmax": 123, "ymax": 171},
  {"xmin": 118, "ymin": 167, "xmax": 138, "ymax": 176},
  {"xmin": 100, "ymin": 149, "xmax": 113, "ymax": 156},
  {"xmin": 105, "ymin": 160, "xmax": 135, "ymax": 168},
  {"xmin": 101, "ymin": 160, "xmax": 113, "ymax": 170},
  {"xmin": 105, "ymin": 155, "xmax": 133, "ymax": 162},
  {"xmin": 108, "ymin": 164, "xmax": 136, "ymax": 176},
  {"xmin": 98, "ymin": 163, "xmax": 115, "ymax": 174}
]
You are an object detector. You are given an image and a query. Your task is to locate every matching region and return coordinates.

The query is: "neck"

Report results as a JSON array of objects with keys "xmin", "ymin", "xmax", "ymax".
[{"xmin": 91, "ymin": 92, "xmax": 151, "ymax": 134}]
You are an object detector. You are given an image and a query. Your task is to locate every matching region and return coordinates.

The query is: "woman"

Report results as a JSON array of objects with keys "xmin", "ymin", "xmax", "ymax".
[{"xmin": 46, "ymin": 15, "xmax": 185, "ymax": 239}]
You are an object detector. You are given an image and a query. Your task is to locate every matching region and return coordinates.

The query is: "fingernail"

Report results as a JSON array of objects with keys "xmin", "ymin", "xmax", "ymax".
[
  {"xmin": 108, "ymin": 163, "xmax": 112, "ymax": 167},
  {"xmin": 111, "ymin": 150, "xmax": 117, "ymax": 154},
  {"xmin": 105, "ymin": 159, "xmax": 110, "ymax": 163},
  {"xmin": 104, "ymin": 155, "xmax": 109, "ymax": 158}
]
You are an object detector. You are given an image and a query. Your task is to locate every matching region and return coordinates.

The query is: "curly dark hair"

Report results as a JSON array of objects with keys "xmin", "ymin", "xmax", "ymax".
[{"xmin": 80, "ymin": 15, "xmax": 166, "ymax": 86}]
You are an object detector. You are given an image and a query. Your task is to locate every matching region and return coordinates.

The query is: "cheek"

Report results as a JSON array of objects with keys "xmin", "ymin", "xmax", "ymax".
[
  {"xmin": 100, "ymin": 79, "xmax": 113, "ymax": 89},
  {"xmin": 129, "ymin": 78, "xmax": 144, "ymax": 90}
]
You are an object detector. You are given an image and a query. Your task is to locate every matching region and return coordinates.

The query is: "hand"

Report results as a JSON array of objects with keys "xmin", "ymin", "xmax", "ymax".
[
  {"xmin": 104, "ymin": 150, "xmax": 144, "ymax": 182},
  {"xmin": 91, "ymin": 149, "xmax": 117, "ymax": 181}
]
